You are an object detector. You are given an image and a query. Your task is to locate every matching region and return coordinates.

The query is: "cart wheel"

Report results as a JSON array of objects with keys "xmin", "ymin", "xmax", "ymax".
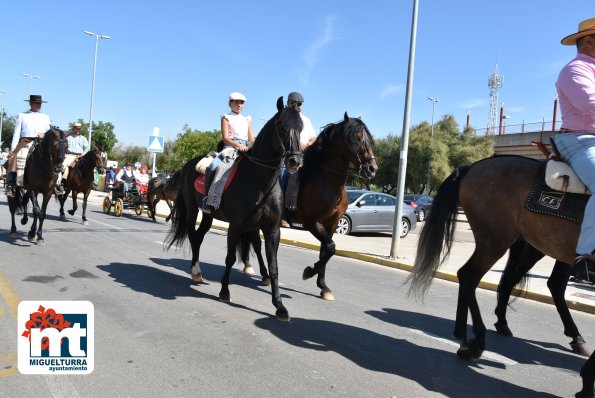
[
  {"xmin": 114, "ymin": 198, "xmax": 124, "ymax": 217},
  {"xmin": 102, "ymin": 196, "xmax": 111, "ymax": 214},
  {"xmin": 146, "ymin": 208, "xmax": 154, "ymax": 219},
  {"xmin": 135, "ymin": 204, "xmax": 143, "ymax": 216}
]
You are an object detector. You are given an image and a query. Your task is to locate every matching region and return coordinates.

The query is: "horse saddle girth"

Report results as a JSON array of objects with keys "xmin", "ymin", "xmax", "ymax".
[{"xmin": 524, "ymin": 162, "xmax": 590, "ymax": 224}]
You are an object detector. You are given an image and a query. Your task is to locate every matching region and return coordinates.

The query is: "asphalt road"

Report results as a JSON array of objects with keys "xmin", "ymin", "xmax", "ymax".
[{"xmin": 0, "ymin": 197, "xmax": 594, "ymax": 397}]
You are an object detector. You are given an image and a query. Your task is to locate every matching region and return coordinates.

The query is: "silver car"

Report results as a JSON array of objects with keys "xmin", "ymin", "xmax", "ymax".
[{"xmin": 336, "ymin": 190, "xmax": 417, "ymax": 237}]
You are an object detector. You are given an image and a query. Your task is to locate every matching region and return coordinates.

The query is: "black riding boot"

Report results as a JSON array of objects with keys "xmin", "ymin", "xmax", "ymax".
[{"xmin": 5, "ymin": 172, "xmax": 16, "ymax": 198}]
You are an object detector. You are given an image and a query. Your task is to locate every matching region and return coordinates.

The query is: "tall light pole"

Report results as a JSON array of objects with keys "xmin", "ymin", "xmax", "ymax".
[
  {"xmin": 427, "ymin": 96, "xmax": 440, "ymax": 138},
  {"xmin": 0, "ymin": 90, "xmax": 5, "ymax": 148},
  {"xmin": 83, "ymin": 30, "xmax": 111, "ymax": 147},
  {"xmin": 21, "ymin": 73, "xmax": 40, "ymax": 95}
]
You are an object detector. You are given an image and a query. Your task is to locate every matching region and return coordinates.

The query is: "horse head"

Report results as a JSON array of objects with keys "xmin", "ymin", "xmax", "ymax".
[
  {"xmin": 339, "ymin": 113, "xmax": 378, "ymax": 179},
  {"xmin": 43, "ymin": 126, "xmax": 67, "ymax": 170},
  {"xmin": 93, "ymin": 146, "xmax": 107, "ymax": 173},
  {"xmin": 276, "ymin": 96, "xmax": 303, "ymax": 173}
]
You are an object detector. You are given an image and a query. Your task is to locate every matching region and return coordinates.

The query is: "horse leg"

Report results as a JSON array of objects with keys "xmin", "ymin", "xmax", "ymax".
[
  {"xmin": 152, "ymin": 197, "xmax": 159, "ymax": 222},
  {"xmin": 58, "ymin": 191, "xmax": 66, "ymax": 218},
  {"xmin": 35, "ymin": 192, "xmax": 53, "ymax": 245},
  {"xmin": 81, "ymin": 192, "xmax": 90, "ymax": 225},
  {"xmin": 189, "ymin": 214, "xmax": 212, "ymax": 283},
  {"xmin": 28, "ymin": 192, "xmax": 40, "ymax": 242},
  {"xmin": 577, "ymin": 352, "xmax": 595, "ymax": 398},
  {"xmin": 455, "ymin": 249, "xmax": 506, "ymax": 362},
  {"xmin": 494, "ymin": 240, "xmax": 545, "ymax": 336},
  {"xmin": 67, "ymin": 189, "xmax": 77, "ymax": 216},
  {"xmin": 20, "ymin": 192, "xmax": 29, "ymax": 226},
  {"xmin": 548, "ymin": 261, "xmax": 589, "ymax": 356},
  {"xmin": 262, "ymin": 227, "xmax": 289, "ymax": 321},
  {"xmin": 220, "ymin": 226, "xmax": 241, "ymax": 303},
  {"xmin": 303, "ymin": 223, "xmax": 336, "ymax": 300},
  {"xmin": 251, "ymin": 231, "xmax": 271, "ymax": 286}
]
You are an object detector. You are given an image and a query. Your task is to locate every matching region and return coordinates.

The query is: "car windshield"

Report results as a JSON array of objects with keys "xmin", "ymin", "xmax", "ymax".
[{"xmin": 346, "ymin": 190, "xmax": 366, "ymax": 204}]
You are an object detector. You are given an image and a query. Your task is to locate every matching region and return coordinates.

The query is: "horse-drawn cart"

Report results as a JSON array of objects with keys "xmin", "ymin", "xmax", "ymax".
[{"xmin": 102, "ymin": 181, "xmax": 153, "ymax": 218}]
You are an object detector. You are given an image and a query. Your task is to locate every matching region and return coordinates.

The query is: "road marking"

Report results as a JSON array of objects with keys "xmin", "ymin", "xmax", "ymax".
[
  {"xmin": 0, "ymin": 351, "xmax": 17, "ymax": 378},
  {"xmin": 0, "ymin": 268, "xmax": 20, "ymax": 320},
  {"xmin": 409, "ymin": 329, "xmax": 517, "ymax": 366},
  {"xmin": 89, "ymin": 218, "xmax": 124, "ymax": 230}
]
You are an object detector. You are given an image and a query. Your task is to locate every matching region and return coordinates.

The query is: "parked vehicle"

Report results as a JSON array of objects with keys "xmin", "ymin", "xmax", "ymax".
[
  {"xmin": 403, "ymin": 194, "xmax": 433, "ymax": 222},
  {"xmin": 336, "ymin": 190, "xmax": 417, "ymax": 237}
]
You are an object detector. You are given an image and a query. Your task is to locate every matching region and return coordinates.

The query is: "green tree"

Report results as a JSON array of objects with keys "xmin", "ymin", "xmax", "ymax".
[
  {"xmin": 0, "ymin": 113, "xmax": 15, "ymax": 149},
  {"xmin": 372, "ymin": 134, "xmax": 401, "ymax": 194},
  {"xmin": 72, "ymin": 119, "xmax": 118, "ymax": 155}
]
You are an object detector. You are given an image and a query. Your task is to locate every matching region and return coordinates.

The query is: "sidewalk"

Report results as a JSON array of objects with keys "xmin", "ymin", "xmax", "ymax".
[{"xmin": 87, "ymin": 189, "xmax": 595, "ymax": 314}]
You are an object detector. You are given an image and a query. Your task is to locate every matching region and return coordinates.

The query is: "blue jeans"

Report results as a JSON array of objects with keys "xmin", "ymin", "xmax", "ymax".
[
  {"xmin": 279, "ymin": 166, "xmax": 288, "ymax": 193},
  {"xmin": 553, "ymin": 132, "xmax": 595, "ymax": 255}
]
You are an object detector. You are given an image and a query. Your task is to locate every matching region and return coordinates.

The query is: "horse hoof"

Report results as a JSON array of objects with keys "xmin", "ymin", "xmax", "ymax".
[
  {"xmin": 191, "ymin": 274, "xmax": 204, "ymax": 283},
  {"xmin": 36, "ymin": 239, "xmax": 45, "ymax": 246},
  {"xmin": 494, "ymin": 322, "xmax": 513, "ymax": 337},
  {"xmin": 260, "ymin": 277, "xmax": 271, "ymax": 286},
  {"xmin": 302, "ymin": 266, "xmax": 316, "ymax": 280},
  {"xmin": 82, "ymin": 220, "xmax": 90, "ymax": 226},
  {"xmin": 10, "ymin": 232, "xmax": 17, "ymax": 239},
  {"xmin": 27, "ymin": 233, "xmax": 36, "ymax": 242},
  {"xmin": 219, "ymin": 293, "xmax": 231, "ymax": 303},
  {"xmin": 571, "ymin": 336, "xmax": 592, "ymax": 357},
  {"xmin": 456, "ymin": 347, "xmax": 478, "ymax": 362},
  {"xmin": 276, "ymin": 308, "xmax": 290, "ymax": 322},
  {"xmin": 21, "ymin": 218, "xmax": 28, "ymax": 226},
  {"xmin": 60, "ymin": 214, "xmax": 66, "ymax": 219},
  {"xmin": 321, "ymin": 291, "xmax": 335, "ymax": 301},
  {"xmin": 243, "ymin": 266, "xmax": 255, "ymax": 275},
  {"xmin": 67, "ymin": 210, "xmax": 75, "ymax": 216}
]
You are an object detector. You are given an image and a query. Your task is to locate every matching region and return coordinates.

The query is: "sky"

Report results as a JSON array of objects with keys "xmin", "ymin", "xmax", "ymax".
[{"xmin": 0, "ymin": 1, "xmax": 590, "ymax": 148}]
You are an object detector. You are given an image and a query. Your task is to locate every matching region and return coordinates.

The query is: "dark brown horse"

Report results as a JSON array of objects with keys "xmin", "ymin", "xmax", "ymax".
[
  {"xmin": 148, "ymin": 170, "xmax": 180, "ymax": 222},
  {"xmin": 495, "ymin": 239, "xmax": 588, "ymax": 356},
  {"xmin": 7, "ymin": 127, "xmax": 67, "ymax": 244},
  {"xmin": 238, "ymin": 113, "xmax": 377, "ymax": 300},
  {"xmin": 407, "ymin": 155, "xmax": 583, "ymax": 363},
  {"xmin": 58, "ymin": 147, "xmax": 106, "ymax": 225},
  {"xmin": 166, "ymin": 97, "xmax": 303, "ymax": 320}
]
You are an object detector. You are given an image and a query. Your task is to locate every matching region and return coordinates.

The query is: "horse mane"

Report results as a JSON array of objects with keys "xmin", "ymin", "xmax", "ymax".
[
  {"xmin": 253, "ymin": 105, "xmax": 303, "ymax": 149},
  {"xmin": 300, "ymin": 117, "xmax": 373, "ymax": 183}
]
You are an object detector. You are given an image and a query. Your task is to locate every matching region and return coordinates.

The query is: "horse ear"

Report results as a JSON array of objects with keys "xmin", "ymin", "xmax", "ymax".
[
  {"xmin": 277, "ymin": 97, "xmax": 284, "ymax": 112},
  {"xmin": 344, "ymin": 112, "xmax": 349, "ymax": 123}
]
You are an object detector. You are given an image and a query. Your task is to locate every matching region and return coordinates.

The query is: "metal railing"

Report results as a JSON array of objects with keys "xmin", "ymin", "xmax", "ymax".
[{"xmin": 472, "ymin": 120, "xmax": 555, "ymax": 136}]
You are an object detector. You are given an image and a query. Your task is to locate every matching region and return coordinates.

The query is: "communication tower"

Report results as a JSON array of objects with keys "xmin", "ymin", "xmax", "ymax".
[{"xmin": 487, "ymin": 63, "xmax": 503, "ymax": 134}]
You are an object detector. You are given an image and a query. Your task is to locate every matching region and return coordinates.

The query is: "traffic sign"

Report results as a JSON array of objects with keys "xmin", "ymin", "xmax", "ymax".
[{"xmin": 147, "ymin": 135, "xmax": 164, "ymax": 153}]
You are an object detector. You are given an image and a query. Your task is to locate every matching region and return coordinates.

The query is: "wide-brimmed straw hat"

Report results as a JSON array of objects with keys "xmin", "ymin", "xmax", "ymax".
[
  {"xmin": 24, "ymin": 94, "xmax": 47, "ymax": 103},
  {"xmin": 561, "ymin": 17, "xmax": 595, "ymax": 45}
]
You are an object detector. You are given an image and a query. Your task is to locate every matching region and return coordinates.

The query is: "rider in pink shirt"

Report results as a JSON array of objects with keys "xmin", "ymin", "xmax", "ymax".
[{"xmin": 553, "ymin": 18, "xmax": 595, "ymax": 281}]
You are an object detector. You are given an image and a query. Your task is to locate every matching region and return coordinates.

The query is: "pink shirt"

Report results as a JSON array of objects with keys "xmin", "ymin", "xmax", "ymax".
[{"xmin": 556, "ymin": 53, "xmax": 595, "ymax": 133}]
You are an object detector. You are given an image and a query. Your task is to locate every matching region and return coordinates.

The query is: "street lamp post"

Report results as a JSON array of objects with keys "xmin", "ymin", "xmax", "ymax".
[
  {"xmin": 21, "ymin": 73, "xmax": 40, "ymax": 95},
  {"xmin": 0, "ymin": 90, "xmax": 5, "ymax": 148},
  {"xmin": 426, "ymin": 96, "xmax": 439, "ymax": 194},
  {"xmin": 83, "ymin": 30, "xmax": 111, "ymax": 147}
]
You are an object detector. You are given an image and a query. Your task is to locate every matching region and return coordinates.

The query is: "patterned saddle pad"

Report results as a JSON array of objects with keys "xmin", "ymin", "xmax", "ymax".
[{"xmin": 525, "ymin": 166, "xmax": 589, "ymax": 224}]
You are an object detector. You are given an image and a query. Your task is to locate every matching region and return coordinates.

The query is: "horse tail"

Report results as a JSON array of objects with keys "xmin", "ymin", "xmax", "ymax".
[
  {"xmin": 9, "ymin": 188, "xmax": 26, "ymax": 214},
  {"xmin": 407, "ymin": 165, "xmax": 472, "ymax": 299},
  {"xmin": 164, "ymin": 160, "xmax": 201, "ymax": 250}
]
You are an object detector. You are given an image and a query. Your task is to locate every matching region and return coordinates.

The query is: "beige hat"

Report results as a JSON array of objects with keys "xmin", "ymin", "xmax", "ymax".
[
  {"xmin": 73, "ymin": 122, "xmax": 82, "ymax": 128},
  {"xmin": 561, "ymin": 17, "xmax": 595, "ymax": 45}
]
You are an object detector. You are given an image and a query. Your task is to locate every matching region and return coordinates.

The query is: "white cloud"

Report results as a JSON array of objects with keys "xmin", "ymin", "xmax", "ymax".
[
  {"xmin": 379, "ymin": 84, "xmax": 403, "ymax": 99},
  {"xmin": 458, "ymin": 98, "xmax": 487, "ymax": 109},
  {"xmin": 300, "ymin": 16, "xmax": 336, "ymax": 85}
]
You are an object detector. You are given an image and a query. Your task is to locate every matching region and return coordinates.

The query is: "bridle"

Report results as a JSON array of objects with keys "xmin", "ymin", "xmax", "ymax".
[
  {"xmin": 323, "ymin": 124, "xmax": 375, "ymax": 179},
  {"xmin": 242, "ymin": 115, "xmax": 302, "ymax": 170},
  {"xmin": 47, "ymin": 128, "xmax": 67, "ymax": 174}
]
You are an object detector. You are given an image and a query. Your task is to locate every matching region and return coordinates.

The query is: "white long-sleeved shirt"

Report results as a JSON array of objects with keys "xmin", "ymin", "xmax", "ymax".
[{"xmin": 11, "ymin": 111, "xmax": 51, "ymax": 150}]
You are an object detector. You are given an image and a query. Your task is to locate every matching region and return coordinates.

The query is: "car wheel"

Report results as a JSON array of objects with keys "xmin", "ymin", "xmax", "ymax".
[
  {"xmin": 418, "ymin": 209, "xmax": 425, "ymax": 222},
  {"xmin": 102, "ymin": 196, "xmax": 111, "ymax": 214},
  {"xmin": 336, "ymin": 216, "xmax": 351, "ymax": 235},
  {"xmin": 114, "ymin": 198, "xmax": 124, "ymax": 217},
  {"xmin": 400, "ymin": 218, "xmax": 411, "ymax": 238}
]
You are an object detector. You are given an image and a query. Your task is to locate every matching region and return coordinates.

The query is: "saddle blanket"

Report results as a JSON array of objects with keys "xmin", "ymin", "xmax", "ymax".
[
  {"xmin": 16, "ymin": 142, "xmax": 34, "ymax": 187},
  {"xmin": 525, "ymin": 175, "xmax": 589, "ymax": 224}
]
